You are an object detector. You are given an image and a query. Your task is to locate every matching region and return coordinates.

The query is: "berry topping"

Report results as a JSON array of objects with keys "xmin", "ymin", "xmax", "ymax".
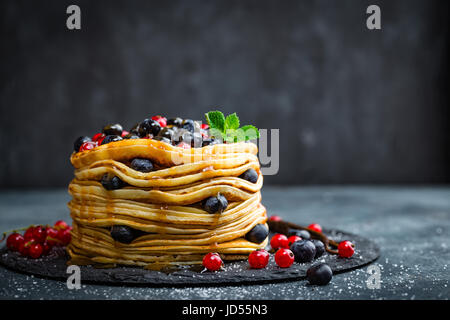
[
  {"xmin": 201, "ymin": 138, "xmax": 219, "ymax": 147},
  {"xmin": 32, "ymin": 226, "xmax": 47, "ymax": 243},
  {"xmin": 181, "ymin": 119, "xmax": 196, "ymax": 133},
  {"xmin": 79, "ymin": 141, "xmax": 95, "ymax": 152},
  {"xmin": 245, "ymin": 224, "xmax": 269, "ymax": 244},
  {"xmin": 74, "ymin": 136, "xmax": 91, "ymax": 152},
  {"xmin": 121, "ymin": 130, "xmax": 130, "ymax": 137},
  {"xmin": 29, "ymin": 243, "xmax": 43, "ymax": 259},
  {"xmin": 123, "ymin": 133, "xmax": 140, "ymax": 139},
  {"xmin": 239, "ymin": 169, "xmax": 258, "ymax": 183},
  {"xmin": 167, "ymin": 117, "xmax": 183, "ymax": 127},
  {"xmin": 274, "ymin": 248, "xmax": 294, "ymax": 268},
  {"xmin": 139, "ymin": 119, "xmax": 161, "ymax": 137},
  {"xmin": 270, "ymin": 234, "xmax": 289, "ymax": 250},
  {"xmin": 101, "ymin": 135, "xmax": 123, "ymax": 145},
  {"xmin": 130, "ymin": 158, "xmax": 154, "ymax": 173},
  {"xmin": 202, "ymin": 252, "xmax": 223, "ymax": 271},
  {"xmin": 157, "ymin": 127, "xmax": 175, "ymax": 140},
  {"xmin": 312, "ymin": 239, "xmax": 325, "ymax": 258},
  {"xmin": 248, "ymin": 249, "xmax": 270, "ymax": 269},
  {"xmin": 202, "ymin": 193, "xmax": 228, "ymax": 214},
  {"xmin": 307, "ymin": 263, "xmax": 333, "ymax": 285},
  {"xmin": 288, "ymin": 235, "xmax": 302, "ymax": 246},
  {"xmin": 101, "ymin": 174, "xmax": 125, "ymax": 190},
  {"xmin": 153, "ymin": 136, "xmax": 172, "ymax": 144},
  {"xmin": 338, "ymin": 240, "xmax": 355, "ymax": 258},
  {"xmin": 177, "ymin": 142, "xmax": 191, "ymax": 149},
  {"xmin": 308, "ymin": 223, "xmax": 322, "ymax": 233},
  {"xmin": 151, "ymin": 115, "xmax": 167, "ymax": 127},
  {"xmin": 268, "ymin": 215, "xmax": 282, "ymax": 222},
  {"xmin": 110, "ymin": 225, "xmax": 136, "ymax": 244},
  {"xmin": 92, "ymin": 133, "xmax": 105, "ymax": 142},
  {"xmin": 102, "ymin": 123, "xmax": 123, "ymax": 136},
  {"xmin": 201, "ymin": 123, "xmax": 209, "ymax": 130},
  {"xmin": 288, "ymin": 229, "xmax": 311, "ymax": 240},
  {"xmin": 6, "ymin": 233, "xmax": 24, "ymax": 252},
  {"xmin": 290, "ymin": 240, "xmax": 316, "ymax": 263}
]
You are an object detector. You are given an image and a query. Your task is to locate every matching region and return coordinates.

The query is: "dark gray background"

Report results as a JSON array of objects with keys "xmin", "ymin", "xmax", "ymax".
[{"xmin": 1, "ymin": 0, "xmax": 448, "ymax": 188}]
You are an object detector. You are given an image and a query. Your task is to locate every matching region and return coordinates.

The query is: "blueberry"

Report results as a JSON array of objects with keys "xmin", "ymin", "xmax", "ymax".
[
  {"xmin": 157, "ymin": 127, "xmax": 175, "ymax": 140},
  {"xmin": 181, "ymin": 119, "xmax": 195, "ymax": 133},
  {"xmin": 288, "ymin": 229, "xmax": 311, "ymax": 240},
  {"xmin": 153, "ymin": 136, "xmax": 171, "ymax": 144},
  {"xmin": 306, "ymin": 263, "xmax": 333, "ymax": 285},
  {"xmin": 138, "ymin": 119, "xmax": 161, "ymax": 137},
  {"xmin": 239, "ymin": 169, "xmax": 258, "ymax": 183},
  {"xmin": 130, "ymin": 158, "xmax": 153, "ymax": 173},
  {"xmin": 101, "ymin": 174, "xmax": 125, "ymax": 190},
  {"xmin": 167, "ymin": 117, "xmax": 183, "ymax": 127},
  {"xmin": 74, "ymin": 136, "xmax": 91, "ymax": 152},
  {"xmin": 312, "ymin": 239, "xmax": 325, "ymax": 258},
  {"xmin": 130, "ymin": 123, "xmax": 140, "ymax": 135},
  {"xmin": 202, "ymin": 138, "xmax": 219, "ymax": 147},
  {"xmin": 101, "ymin": 135, "xmax": 123, "ymax": 145},
  {"xmin": 102, "ymin": 123, "xmax": 123, "ymax": 136},
  {"xmin": 202, "ymin": 193, "xmax": 228, "ymax": 214},
  {"xmin": 110, "ymin": 225, "xmax": 135, "ymax": 244},
  {"xmin": 245, "ymin": 224, "xmax": 269, "ymax": 244},
  {"xmin": 123, "ymin": 133, "xmax": 140, "ymax": 139},
  {"xmin": 290, "ymin": 240, "xmax": 316, "ymax": 263}
]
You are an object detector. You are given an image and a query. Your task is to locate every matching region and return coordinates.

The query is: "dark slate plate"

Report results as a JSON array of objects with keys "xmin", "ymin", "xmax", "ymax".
[{"xmin": 0, "ymin": 228, "xmax": 379, "ymax": 287}]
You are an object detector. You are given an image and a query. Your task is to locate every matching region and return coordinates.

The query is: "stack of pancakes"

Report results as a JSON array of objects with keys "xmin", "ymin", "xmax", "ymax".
[{"xmin": 67, "ymin": 139, "xmax": 267, "ymax": 269}]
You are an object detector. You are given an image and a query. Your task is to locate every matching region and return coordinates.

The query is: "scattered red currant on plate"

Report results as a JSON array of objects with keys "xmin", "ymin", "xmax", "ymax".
[
  {"xmin": 202, "ymin": 252, "xmax": 223, "ymax": 271},
  {"xmin": 270, "ymin": 234, "xmax": 289, "ymax": 250},
  {"xmin": 287, "ymin": 235, "xmax": 302, "ymax": 247},
  {"xmin": 274, "ymin": 248, "xmax": 294, "ymax": 268},
  {"xmin": 57, "ymin": 229, "xmax": 71, "ymax": 246},
  {"xmin": 32, "ymin": 226, "xmax": 47, "ymax": 243},
  {"xmin": 54, "ymin": 220, "xmax": 70, "ymax": 230},
  {"xmin": 19, "ymin": 241, "xmax": 32, "ymax": 257},
  {"xmin": 23, "ymin": 227, "xmax": 35, "ymax": 241},
  {"xmin": 29, "ymin": 243, "xmax": 43, "ymax": 259},
  {"xmin": 6, "ymin": 233, "xmax": 24, "ymax": 252},
  {"xmin": 46, "ymin": 227, "xmax": 59, "ymax": 246},
  {"xmin": 248, "ymin": 249, "xmax": 270, "ymax": 269},
  {"xmin": 338, "ymin": 240, "xmax": 355, "ymax": 258},
  {"xmin": 308, "ymin": 223, "xmax": 322, "ymax": 233},
  {"xmin": 268, "ymin": 215, "xmax": 282, "ymax": 222}
]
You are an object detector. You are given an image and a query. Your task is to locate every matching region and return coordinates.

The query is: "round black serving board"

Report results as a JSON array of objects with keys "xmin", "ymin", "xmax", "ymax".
[{"xmin": 0, "ymin": 229, "xmax": 379, "ymax": 287}]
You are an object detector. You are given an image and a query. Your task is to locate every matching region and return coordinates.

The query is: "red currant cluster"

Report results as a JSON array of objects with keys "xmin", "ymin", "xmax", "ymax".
[{"xmin": 4, "ymin": 220, "xmax": 72, "ymax": 259}]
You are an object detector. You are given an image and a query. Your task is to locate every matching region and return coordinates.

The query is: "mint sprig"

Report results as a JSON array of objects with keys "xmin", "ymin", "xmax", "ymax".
[{"xmin": 205, "ymin": 111, "xmax": 260, "ymax": 142}]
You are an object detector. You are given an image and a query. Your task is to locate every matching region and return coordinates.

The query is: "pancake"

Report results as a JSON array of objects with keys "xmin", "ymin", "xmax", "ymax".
[{"xmin": 67, "ymin": 137, "xmax": 267, "ymax": 269}]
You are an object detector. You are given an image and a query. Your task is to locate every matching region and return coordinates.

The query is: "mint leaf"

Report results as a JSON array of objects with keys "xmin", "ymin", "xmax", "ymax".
[
  {"xmin": 224, "ymin": 128, "xmax": 246, "ymax": 143},
  {"xmin": 240, "ymin": 125, "xmax": 260, "ymax": 140},
  {"xmin": 205, "ymin": 111, "xmax": 226, "ymax": 133},
  {"xmin": 209, "ymin": 127, "xmax": 224, "ymax": 140},
  {"xmin": 225, "ymin": 113, "xmax": 240, "ymax": 130}
]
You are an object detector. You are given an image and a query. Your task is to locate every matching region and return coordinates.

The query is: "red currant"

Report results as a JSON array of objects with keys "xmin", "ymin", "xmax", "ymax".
[
  {"xmin": 268, "ymin": 215, "xmax": 282, "ymax": 222},
  {"xmin": 54, "ymin": 220, "xmax": 70, "ymax": 230},
  {"xmin": 19, "ymin": 241, "xmax": 32, "ymax": 257},
  {"xmin": 46, "ymin": 227, "xmax": 59, "ymax": 246},
  {"xmin": 79, "ymin": 141, "xmax": 95, "ymax": 152},
  {"xmin": 177, "ymin": 142, "xmax": 191, "ymax": 149},
  {"xmin": 92, "ymin": 132, "xmax": 104, "ymax": 142},
  {"xmin": 201, "ymin": 123, "xmax": 209, "ymax": 130},
  {"xmin": 248, "ymin": 249, "xmax": 270, "ymax": 269},
  {"xmin": 308, "ymin": 223, "xmax": 322, "ymax": 233},
  {"xmin": 287, "ymin": 235, "xmax": 302, "ymax": 247},
  {"xmin": 6, "ymin": 233, "xmax": 24, "ymax": 251},
  {"xmin": 29, "ymin": 243, "xmax": 43, "ymax": 259},
  {"xmin": 42, "ymin": 241, "xmax": 52, "ymax": 255},
  {"xmin": 32, "ymin": 226, "xmax": 47, "ymax": 243},
  {"xmin": 151, "ymin": 116, "xmax": 167, "ymax": 127},
  {"xmin": 270, "ymin": 234, "xmax": 289, "ymax": 250},
  {"xmin": 57, "ymin": 229, "xmax": 71, "ymax": 246},
  {"xmin": 338, "ymin": 240, "xmax": 355, "ymax": 258},
  {"xmin": 121, "ymin": 130, "xmax": 130, "ymax": 137},
  {"xmin": 275, "ymin": 248, "xmax": 294, "ymax": 268},
  {"xmin": 23, "ymin": 227, "xmax": 35, "ymax": 241},
  {"xmin": 202, "ymin": 252, "xmax": 223, "ymax": 271}
]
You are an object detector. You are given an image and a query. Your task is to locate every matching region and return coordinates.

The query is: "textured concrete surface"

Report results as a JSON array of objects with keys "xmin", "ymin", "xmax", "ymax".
[{"xmin": 0, "ymin": 186, "xmax": 449, "ymax": 300}]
